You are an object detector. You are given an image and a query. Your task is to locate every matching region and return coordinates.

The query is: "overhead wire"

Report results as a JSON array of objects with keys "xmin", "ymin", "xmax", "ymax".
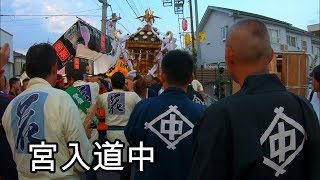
[
  {"xmin": 90, "ymin": 0, "xmax": 101, "ymax": 8},
  {"xmin": 110, "ymin": 0, "xmax": 137, "ymax": 31},
  {"xmin": 0, "ymin": 8, "xmax": 102, "ymax": 23},
  {"xmin": 0, "ymin": 8, "xmax": 102, "ymax": 18},
  {"xmin": 133, "ymin": 0, "xmax": 148, "ymax": 27},
  {"xmin": 0, "ymin": 14, "xmax": 101, "ymax": 17},
  {"xmin": 88, "ymin": 0, "xmax": 103, "ymax": 29},
  {"xmin": 1, "ymin": 23, "xmax": 44, "ymax": 27},
  {"xmin": 125, "ymin": 0, "xmax": 140, "ymax": 19},
  {"xmin": 0, "ymin": 8, "xmax": 103, "ymax": 29},
  {"xmin": 1, "ymin": 1, "xmax": 159, "ymax": 35},
  {"xmin": 118, "ymin": 22, "xmax": 131, "ymax": 34},
  {"xmin": 118, "ymin": 0, "xmax": 144, "ymax": 28},
  {"xmin": 1, "ymin": 17, "xmax": 48, "ymax": 22},
  {"xmin": 136, "ymin": 0, "xmax": 146, "ymax": 11},
  {"xmin": 129, "ymin": 0, "xmax": 142, "ymax": 17}
]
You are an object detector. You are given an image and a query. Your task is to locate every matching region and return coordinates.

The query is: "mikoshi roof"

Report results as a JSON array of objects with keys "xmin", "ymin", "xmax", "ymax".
[{"xmin": 126, "ymin": 24, "xmax": 162, "ymax": 49}]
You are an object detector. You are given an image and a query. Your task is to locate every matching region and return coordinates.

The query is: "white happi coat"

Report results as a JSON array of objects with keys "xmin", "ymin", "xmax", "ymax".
[
  {"xmin": 97, "ymin": 89, "xmax": 141, "ymax": 161},
  {"xmin": 73, "ymin": 80, "xmax": 99, "ymax": 143},
  {"xmin": 2, "ymin": 78, "xmax": 93, "ymax": 180}
]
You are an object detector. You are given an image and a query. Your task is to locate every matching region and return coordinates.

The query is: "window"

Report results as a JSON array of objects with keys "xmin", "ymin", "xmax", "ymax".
[
  {"xmin": 221, "ymin": 26, "xmax": 228, "ymax": 41},
  {"xmin": 286, "ymin": 35, "xmax": 297, "ymax": 47},
  {"xmin": 268, "ymin": 29, "xmax": 280, "ymax": 43},
  {"xmin": 301, "ymin": 40, "xmax": 307, "ymax": 51}
]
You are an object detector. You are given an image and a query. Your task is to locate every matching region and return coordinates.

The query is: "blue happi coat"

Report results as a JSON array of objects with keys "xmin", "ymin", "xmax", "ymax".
[{"xmin": 125, "ymin": 87, "xmax": 206, "ymax": 180}]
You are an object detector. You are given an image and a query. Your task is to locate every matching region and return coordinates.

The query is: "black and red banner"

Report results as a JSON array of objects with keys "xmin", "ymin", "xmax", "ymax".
[{"xmin": 53, "ymin": 19, "xmax": 113, "ymax": 70}]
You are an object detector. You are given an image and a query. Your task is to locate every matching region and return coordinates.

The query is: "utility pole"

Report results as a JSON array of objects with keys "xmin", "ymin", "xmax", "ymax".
[
  {"xmin": 99, "ymin": 0, "xmax": 108, "ymax": 34},
  {"xmin": 195, "ymin": 0, "xmax": 201, "ymax": 66},
  {"xmin": 189, "ymin": 0, "xmax": 196, "ymax": 60}
]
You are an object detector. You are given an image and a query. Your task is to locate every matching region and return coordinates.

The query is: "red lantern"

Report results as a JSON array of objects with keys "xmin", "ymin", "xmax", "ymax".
[{"xmin": 182, "ymin": 19, "xmax": 188, "ymax": 31}]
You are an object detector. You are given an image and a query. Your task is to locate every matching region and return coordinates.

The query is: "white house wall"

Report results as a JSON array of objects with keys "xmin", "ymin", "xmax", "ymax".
[
  {"xmin": 264, "ymin": 23, "xmax": 287, "ymax": 52},
  {"xmin": 199, "ymin": 9, "xmax": 314, "ymax": 67},
  {"xmin": 199, "ymin": 10, "xmax": 234, "ymax": 66},
  {"xmin": 234, "ymin": 20, "xmax": 312, "ymax": 54},
  {"xmin": 285, "ymin": 32, "xmax": 312, "ymax": 54}
]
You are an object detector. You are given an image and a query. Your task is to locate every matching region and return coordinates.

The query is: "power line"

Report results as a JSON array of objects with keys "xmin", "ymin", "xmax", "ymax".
[
  {"xmin": 69, "ymin": 8, "xmax": 102, "ymax": 14},
  {"xmin": 125, "ymin": 0, "xmax": 145, "ymax": 26},
  {"xmin": 129, "ymin": 0, "xmax": 142, "ymax": 16},
  {"xmin": 0, "ymin": 14, "xmax": 100, "ymax": 17},
  {"xmin": 136, "ymin": 0, "xmax": 146, "ymax": 11},
  {"xmin": 110, "ymin": 0, "xmax": 137, "ymax": 29},
  {"xmin": 90, "ymin": 0, "xmax": 101, "ymax": 8},
  {"xmin": 1, "ymin": 17, "xmax": 46, "ymax": 22},
  {"xmin": 0, "ymin": 8, "xmax": 102, "ymax": 22},
  {"xmin": 125, "ymin": 0, "xmax": 140, "ymax": 18},
  {"xmin": 111, "ymin": 0, "xmax": 143, "ymax": 29},
  {"xmin": 2, "ymin": 23, "xmax": 44, "ymax": 27},
  {"xmin": 87, "ymin": 0, "xmax": 99, "ymax": 10},
  {"xmin": 118, "ymin": 22, "xmax": 131, "ymax": 34},
  {"xmin": 0, "ymin": 8, "xmax": 102, "ymax": 17}
]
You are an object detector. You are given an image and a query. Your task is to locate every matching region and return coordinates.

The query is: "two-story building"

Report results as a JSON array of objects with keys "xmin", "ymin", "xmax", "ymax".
[
  {"xmin": 0, "ymin": 28, "xmax": 14, "ymax": 78},
  {"xmin": 197, "ymin": 6, "xmax": 318, "ymax": 67}
]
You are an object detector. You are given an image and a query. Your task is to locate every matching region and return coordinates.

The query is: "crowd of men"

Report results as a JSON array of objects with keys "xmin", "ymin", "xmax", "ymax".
[
  {"xmin": 0, "ymin": 19, "xmax": 320, "ymax": 180},
  {"xmin": 0, "ymin": 71, "xmax": 29, "ymax": 97}
]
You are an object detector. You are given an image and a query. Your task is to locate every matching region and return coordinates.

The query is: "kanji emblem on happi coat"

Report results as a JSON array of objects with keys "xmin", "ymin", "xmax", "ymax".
[
  {"xmin": 144, "ymin": 105, "xmax": 194, "ymax": 150},
  {"xmin": 260, "ymin": 106, "xmax": 306, "ymax": 177}
]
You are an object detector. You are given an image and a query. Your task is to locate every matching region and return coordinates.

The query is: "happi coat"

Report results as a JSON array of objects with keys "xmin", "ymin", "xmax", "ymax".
[
  {"xmin": 97, "ymin": 89, "xmax": 141, "ymax": 162},
  {"xmin": 190, "ymin": 74, "xmax": 320, "ymax": 180},
  {"xmin": 125, "ymin": 87, "xmax": 206, "ymax": 180},
  {"xmin": 72, "ymin": 80, "xmax": 100, "ymax": 143},
  {"xmin": 2, "ymin": 78, "xmax": 93, "ymax": 180}
]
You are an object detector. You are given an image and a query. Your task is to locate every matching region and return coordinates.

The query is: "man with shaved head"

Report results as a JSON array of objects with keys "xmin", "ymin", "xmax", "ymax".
[
  {"xmin": 225, "ymin": 19, "xmax": 273, "ymax": 84},
  {"xmin": 189, "ymin": 19, "xmax": 320, "ymax": 180}
]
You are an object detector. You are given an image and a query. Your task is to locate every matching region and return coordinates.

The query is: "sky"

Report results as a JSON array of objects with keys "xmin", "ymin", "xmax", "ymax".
[{"xmin": 0, "ymin": 0, "xmax": 319, "ymax": 55}]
